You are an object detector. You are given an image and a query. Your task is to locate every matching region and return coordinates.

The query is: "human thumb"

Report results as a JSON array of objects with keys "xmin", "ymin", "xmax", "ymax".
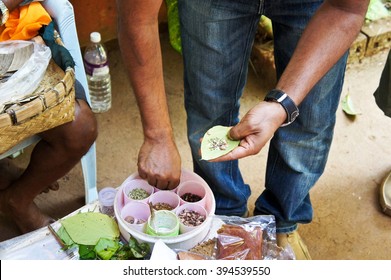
[{"xmin": 227, "ymin": 125, "xmax": 242, "ymax": 141}]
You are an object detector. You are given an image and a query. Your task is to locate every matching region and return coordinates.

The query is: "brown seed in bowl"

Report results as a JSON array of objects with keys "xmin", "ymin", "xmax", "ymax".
[
  {"xmin": 153, "ymin": 202, "xmax": 174, "ymax": 211},
  {"xmin": 180, "ymin": 193, "xmax": 202, "ymax": 203},
  {"xmin": 178, "ymin": 209, "xmax": 206, "ymax": 227}
]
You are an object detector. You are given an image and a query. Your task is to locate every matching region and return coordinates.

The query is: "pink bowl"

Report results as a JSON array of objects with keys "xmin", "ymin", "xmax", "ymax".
[
  {"xmin": 148, "ymin": 190, "xmax": 181, "ymax": 212},
  {"xmin": 176, "ymin": 203, "xmax": 208, "ymax": 234},
  {"xmin": 122, "ymin": 178, "xmax": 154, "ymax": 204},
  {"xmin": 176, "ymin": 180, "xmax": 207, "ymax": 208},
  {"xmin": 120, "ymin": 201, "xmax": 151, "ymax": 232}
]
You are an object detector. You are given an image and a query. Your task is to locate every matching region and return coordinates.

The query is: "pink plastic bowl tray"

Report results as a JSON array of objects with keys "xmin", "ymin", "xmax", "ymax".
[{"xmin": 114, "ymin": 169, "xmax": 216, "ymax": 251}]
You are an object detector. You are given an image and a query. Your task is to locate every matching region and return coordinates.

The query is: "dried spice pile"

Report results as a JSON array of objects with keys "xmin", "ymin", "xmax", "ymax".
[
  {"xmin": 128, "ymin": 188, "xmax": 150, "ymax": 200},
  {"xmin": 180, "ymin": 192, "xmax": 202, "ymax": 203},
  {"xmin": 177, "ymin": 209, "xmax": 206, "ymax": 227},
  {"xmin": 208, "ymin": 137, "xmax": 228, "ymax": 151},
  {"xmin": 152, "ymin": 202, "xmax": 174, "ymax": 211}
]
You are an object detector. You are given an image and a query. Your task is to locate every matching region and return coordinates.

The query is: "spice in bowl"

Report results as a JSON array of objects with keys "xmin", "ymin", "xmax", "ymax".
[
  {"xmin": 180, "ymin": 192, "xmax": 202, "ymax": 203},
  {"xmin": 177, "ymin": 209, "xmax": 206, "ymax": 227},
  {"xmin": 152, "ymin": 202, "xmax": 174, "ymax": 211},
  {"xmin": 124, "ymin": 215, "xmax": 146, "ymax": 225},
  {"xmin": 128, "ymin": 188, "xmax": 150, "ymax": 200}
]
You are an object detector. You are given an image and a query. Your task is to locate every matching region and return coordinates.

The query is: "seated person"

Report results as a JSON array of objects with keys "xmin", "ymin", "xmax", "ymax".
[{"xmin": 0, "ymin": 0, "xmax": 98, "ymax": 234}]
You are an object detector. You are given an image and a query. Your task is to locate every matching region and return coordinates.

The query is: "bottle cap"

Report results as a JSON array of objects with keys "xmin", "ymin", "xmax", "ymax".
[
  {"xmin": 98, "ymin": 187, "xmax": 117, "ymax": 207},
  {"xmin": 90, "ymin": 32, "xmax": 101, "ymax": 43}
]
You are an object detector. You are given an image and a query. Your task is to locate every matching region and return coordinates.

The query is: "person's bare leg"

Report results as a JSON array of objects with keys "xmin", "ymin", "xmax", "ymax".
[
  {"xmin": 0, "ymin": 100, "xmax": 97, "ymax": 233},
  {"xmin": 0, "ymin": 159, "xmax": 59, "ymax": 193},
  {"xmin": 0, "ymin": 159, "xmax": 22, "ymax": 190},
  {"xmin": 40, "ymin": 181, "xmax": 60, "ymax": 193}
]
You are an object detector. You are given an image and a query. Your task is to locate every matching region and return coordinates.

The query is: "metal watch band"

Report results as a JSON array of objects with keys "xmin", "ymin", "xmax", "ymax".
[
  {"xmin": 264, "ymin": 89, "xmax": 300, "ymax": 126},
  {"xmin": 0, "ymin": 0, "xmax": 9, "ymax": 26}
]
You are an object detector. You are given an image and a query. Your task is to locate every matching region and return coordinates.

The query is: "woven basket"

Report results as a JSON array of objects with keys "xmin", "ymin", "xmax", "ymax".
[{"xmin": 0, "ymin": 37, "xmax": 75, "ymax": 155}]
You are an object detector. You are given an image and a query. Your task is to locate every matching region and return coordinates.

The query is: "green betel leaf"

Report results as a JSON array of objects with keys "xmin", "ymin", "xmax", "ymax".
[
  {"xmin": 341, "ymin": 94, "xmax": 362, "ymax": 116},
  {"xmin": 201, "ymin": 125, "xmax": 240, "ymax": 160},
  {"xmin": 56, "ymin": 225, "xmax": 75, "ymax": 247},
  {"xmin": 95, "ymin": 238, "xmax": 120, "ymax": 260},
  {"xmin": 78, "ymin": 244, "xmax": 96, "ymax": 260},
  {"xmin": 60, "ymin": 212, "xmax": 120, "ymax": 246}
]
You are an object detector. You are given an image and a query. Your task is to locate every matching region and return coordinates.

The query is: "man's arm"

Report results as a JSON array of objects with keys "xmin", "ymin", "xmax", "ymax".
[
  {"xmin": 116, "ymin": 0, "xmax": 181, "ymax": 189},
  {"xmin": 215, "ymin": 0, "xmax": 369, "ymax": 161},
  {"xmin": 277, "ymin": 0, "xmax": 369, "ymax": 105}
]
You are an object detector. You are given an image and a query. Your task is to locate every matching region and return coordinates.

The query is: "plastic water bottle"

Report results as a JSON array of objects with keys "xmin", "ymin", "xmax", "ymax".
[{"xmin": 83, "ymin": 32, "xmax": 112, "ymax": 113}]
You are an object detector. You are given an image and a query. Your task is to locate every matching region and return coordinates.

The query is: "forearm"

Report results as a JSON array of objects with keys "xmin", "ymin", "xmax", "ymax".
[
  {"xmin": 277, "ymin": 0, "xmax": 369, "ymax": 105},
  {"xmin": 117, "ymin": 0, "xmax": 174, "ymax": 141}
]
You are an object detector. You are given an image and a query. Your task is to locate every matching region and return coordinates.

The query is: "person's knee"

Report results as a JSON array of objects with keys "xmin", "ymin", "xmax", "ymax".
[
  {"xmin": 72, "ymin": 101, "xmax": 98, "ymax": 153},
  {"xmin": 77, "ymin": 121, "xmax": 97, "ymax": 155},
  {"xmin": 60, "ymin": 101, "xmax": 98, "ymax": 156}
]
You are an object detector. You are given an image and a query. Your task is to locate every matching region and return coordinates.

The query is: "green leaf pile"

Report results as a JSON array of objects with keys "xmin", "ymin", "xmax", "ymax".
[
  {"xmin": 57, "ymin": 212, "xmax": 150, "ymax": 260},
  {"xmin": 60, "ymin": 212, "xmax": 119, "ymax": 245},
  {"xmin": 201, "ymin": 125, "xmax": 240, "ymax": 160}
]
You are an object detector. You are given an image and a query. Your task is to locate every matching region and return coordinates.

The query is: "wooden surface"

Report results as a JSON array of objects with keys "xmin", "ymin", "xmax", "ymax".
[{"xmin": 361, "ymin": 18, "xmax": 391, "ymax": 57}]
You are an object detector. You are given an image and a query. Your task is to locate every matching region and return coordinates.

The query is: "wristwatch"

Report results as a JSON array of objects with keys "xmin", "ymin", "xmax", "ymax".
[
  {"xmin": 264, "ymin": 89, "xmax": 299, "ymax": 126},
  {"xmin": 0, "ymin": 0, "xmax": 9, "ymax": 26}
]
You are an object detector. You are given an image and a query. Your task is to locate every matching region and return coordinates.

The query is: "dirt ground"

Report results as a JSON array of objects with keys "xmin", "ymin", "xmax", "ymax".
[{"xmin": 1, "ymin": 32, "xmax": 390, "ymax": 260}]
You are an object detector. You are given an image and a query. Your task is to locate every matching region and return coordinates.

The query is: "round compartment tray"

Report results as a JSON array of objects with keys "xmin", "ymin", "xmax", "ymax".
[{"xmin": 114, "ymin": 169, "xmax": 216, "ymax": 251}]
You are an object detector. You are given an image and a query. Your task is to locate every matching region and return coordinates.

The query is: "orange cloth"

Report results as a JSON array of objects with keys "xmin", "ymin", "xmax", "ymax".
[{"xmin": 0, "ymin": 2, "xmax": 51, "ymax": 41}]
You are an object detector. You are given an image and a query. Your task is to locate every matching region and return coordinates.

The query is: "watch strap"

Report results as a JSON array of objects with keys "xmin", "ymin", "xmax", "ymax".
[{"xmin": 264, "ymin": 89, "xmax": 299, "ymax": 126}]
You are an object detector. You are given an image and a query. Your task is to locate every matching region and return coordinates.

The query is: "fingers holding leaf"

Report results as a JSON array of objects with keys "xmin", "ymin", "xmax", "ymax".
[{"xmin": 200, "ymin": 126, "xmax": 240, "ymax": 161}]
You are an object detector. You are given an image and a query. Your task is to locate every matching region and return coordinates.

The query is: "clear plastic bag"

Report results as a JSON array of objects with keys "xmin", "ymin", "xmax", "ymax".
[
  {"xmin": 0, "ymin": 40, "xmax": 51, "ymax": 112},
  {"xmin": 175, "ymin": 215, "xmax": 295, "ymax": 260}
]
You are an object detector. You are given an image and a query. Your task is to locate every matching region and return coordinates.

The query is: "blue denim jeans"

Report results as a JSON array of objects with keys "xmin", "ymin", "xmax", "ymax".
[{"xmin": 178, "ymin": 0, "xmax": 348, "ymax": 233}]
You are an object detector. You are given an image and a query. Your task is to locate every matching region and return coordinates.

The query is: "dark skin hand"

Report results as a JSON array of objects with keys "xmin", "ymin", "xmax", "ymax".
[{"xmin": 117, "ymin": 0, "xmax": 181, "ymax": 190}]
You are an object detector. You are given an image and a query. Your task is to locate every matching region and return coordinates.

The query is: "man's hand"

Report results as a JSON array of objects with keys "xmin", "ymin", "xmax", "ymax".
[
  {"xmin": 117, "ymin": 0, "xmax": 180, "ymax": 189},
  {"xmin": 210, "ymin": 100, "xmax": 286, "ymax": 162},
  {"xmin": 137, "ymin": 136, "xmax": 181, "ymax": 190}
]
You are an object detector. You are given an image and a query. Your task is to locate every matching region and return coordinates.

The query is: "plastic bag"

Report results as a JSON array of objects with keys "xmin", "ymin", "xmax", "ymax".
[
  {"xmin": 0, "ymin": 40, "xmax": 51, "ymax": 112},
  {"xmin": 175, "ymin": 215, "xmax": 295, "ymax": 260}
]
